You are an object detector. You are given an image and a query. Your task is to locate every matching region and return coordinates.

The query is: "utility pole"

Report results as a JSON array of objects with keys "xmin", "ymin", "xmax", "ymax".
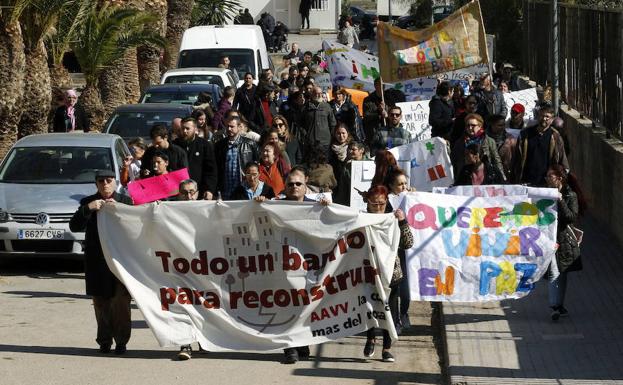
[
  {"xmin": 388, "ymin": 0, "xmax": 392, "ymax": 24},
  {"xmin": 552, "ymin": 0, "xmax": 559, "ymax": 114}
]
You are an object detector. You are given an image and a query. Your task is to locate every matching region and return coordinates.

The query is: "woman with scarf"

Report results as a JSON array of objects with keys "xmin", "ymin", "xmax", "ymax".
[
  {"xmin": 271, "ymin": 114, "xmax": 303, "ymax": 166},
  {"xmin": 328, "ymin": 123, "xmax": 353, "ymax": 183},
  {"xmin": 53, "ymin": 89, "xmax": 89, "ymax": 132},
  {"xmin": 258, "ymin": 142, "xmax": 290, "ymax": 195},
  {"xmin": 450, "ymin": 113, "xmax": 504, "ymax": 179}
]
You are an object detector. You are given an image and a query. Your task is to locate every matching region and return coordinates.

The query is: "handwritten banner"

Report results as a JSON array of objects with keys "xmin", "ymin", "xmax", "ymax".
[
  {"xmin": 127, "ymin": 168, "xmax": 190, "ymax": 205},
  {"xmin": 396, "ymin": 100, "xmax": 432, "ymax": 141},
  {"xmin": 397, "ymin": 191, "xmax": 557, "ymax": 302},
  {"xmin": 322, "ymin": 40, "xmax": 380, "ymax": 92},
  {"xmin": 98, "ymin": 201, "xmax": 400, "ymax": 350},
  {"xmin": 391, "ymin": 78, "xmax": 438, "ymax": 101},
  {"xmin": 378, "ymin": 1, "xmax": 489, "ymax": 82},
  {"xmin": 349, "ymin": 137, "xmax": 454, "ymax": 212}
]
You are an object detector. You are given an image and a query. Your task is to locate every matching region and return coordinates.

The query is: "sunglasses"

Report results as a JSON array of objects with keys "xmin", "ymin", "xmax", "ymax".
[
  {"xmin": 273, "ymin": 123, "xmax": 285, "ymax": 128},
  {"xmin": 287, "ymin": 182, "xmax": 304, "ymax": 187},
  {"xmin": 389, "ymin": 113, "xmax": 401, "ymax": 117}
]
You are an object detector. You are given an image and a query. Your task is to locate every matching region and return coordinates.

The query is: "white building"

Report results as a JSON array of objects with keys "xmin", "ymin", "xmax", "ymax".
[{"xmin": 237, "ymin": 0, "xmax": 340, "ymax": 32}]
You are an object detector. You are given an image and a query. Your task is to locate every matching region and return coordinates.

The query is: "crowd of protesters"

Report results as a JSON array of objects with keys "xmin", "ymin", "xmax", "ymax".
[{"xmin": 66, "ymin": 38, "xmax": 585, "ymax": 366}]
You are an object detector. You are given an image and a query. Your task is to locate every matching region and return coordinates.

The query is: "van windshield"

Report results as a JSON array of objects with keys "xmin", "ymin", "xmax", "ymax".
[{"xmin": 179, "ymin": 49, "xmax": 255, "ymax": 78}]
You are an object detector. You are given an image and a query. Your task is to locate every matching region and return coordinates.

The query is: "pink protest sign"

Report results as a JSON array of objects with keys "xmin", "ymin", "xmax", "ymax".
[{"xmin": 128, "ymin": 168, "xmax": 190, "ymax": 204}]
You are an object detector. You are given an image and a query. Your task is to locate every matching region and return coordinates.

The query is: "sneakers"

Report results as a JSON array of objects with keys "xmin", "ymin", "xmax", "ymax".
[
  {"xmin": 114, "ymin": 344, "xmax": 127, "ymax": 355},
  {"xmin": 99, "ymin": 344, "xmax": 111, "ymax": 354},
  {"xmin": 551, "ymin": 307, "xmax": 560, "ymax": 321},
  {"xmin": 363, "ymin": 339, "xmax": 375, "ymax": 357},
  {"xmin": 177, "ymin": 345, "xmax": 192, "ymax": 360},
  {"xmin": 400, "ymin": 314, "xmax": 411, "ymax": 329},
  {"xmin": 283, "ymin": 348, "xmax": 298, "ymax": 364},
  {"xmin": 382, "ymin": 351, "xmax": 395, "ymax": 362}
]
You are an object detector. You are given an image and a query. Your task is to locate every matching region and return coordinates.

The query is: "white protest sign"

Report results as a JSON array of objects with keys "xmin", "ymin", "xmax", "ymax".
[
  {"xmin": 98, "ymin": 201, "xmax": 400, "ymax": 350},
  {"xmin": 349, "ymin": 160, "xmax": 411, "ymax": 212},
  {"xmin": 401, "ymin": 191, "xmax": 558, "ymax": 302},
  {"xmin": 504, "ymin": 87, "xmax": 539, "ymax": 124},
  {"xmin": 389, "ymin": 137, "xmax": 454, "ymax": 191},
  {"xmin": 396, "ymin": 100, "xmax": 432, "ymax": 141},
  {"xmin": 391, "ymin": 78, "xmax": 437, "ymax": 101},
  {"xmin": 323, "ymin": 40, "xmax": 380, "ymax": 92}
]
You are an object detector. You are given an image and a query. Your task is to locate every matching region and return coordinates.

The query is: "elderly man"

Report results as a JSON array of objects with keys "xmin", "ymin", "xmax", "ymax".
[
  {"xmin": 69, "ymin": 170, "xmax": 133, "ymax": 355},
  {"xmin": 53, "ymin": 89, "xmax": 89, "ymax": 132},
  {"xmin": 302, "ymin": 86, "xmax": 337, "ymax": 154}
]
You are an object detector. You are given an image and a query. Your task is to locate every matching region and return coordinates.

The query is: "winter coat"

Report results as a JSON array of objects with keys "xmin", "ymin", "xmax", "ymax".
[
  {"xmin": 511, "ymin": 125, "xmax": 569, "ymax": 185},
  {"xmin": 140, "ymin": 143, "xmax": 189, "ymax": 176},
  {"xmin": 299, "ymin": 0, "xmax": 311, "ymax": 15},
  {"xmin": 307, "ymin": 163, "xmax": 337, "ymax": 192},
  {"xmin": 302, "ymin": 100, "xmax": 337, "ymax": 148},
  {"xmin": 173, "ymin": 135, "xmax": 218, "ymax": 195},
  {"xmin": 53, "ymin": 104, "xmax": 90, "ymax": 132},
  {"xmin": 429, "ymin": 95, "xmax": 455, "ymax": 138},
  {"xmin": 474, "ymin": 88, "xmax": 507, "ymax": 118},
  {"xmin": 69, "ymin": 192, "xmax": 133, "ymax": 297},
  {"xmin": 212, "ymin": 98, "xmax": 232, "ymax": 132},
  {"xmin": 214, "ymin": 135, "xmax": 260, "ymax": 195},
  {"xmin": 233, "ymin": 85, "xmax": 265, "ymax": 134},
  {"xmin": 556, "ymin": 185, "xmax": 582, "ymax": 272},
  {"xmin": 451, "ymin": 135, "xmax": 505, "ymax": 180}
]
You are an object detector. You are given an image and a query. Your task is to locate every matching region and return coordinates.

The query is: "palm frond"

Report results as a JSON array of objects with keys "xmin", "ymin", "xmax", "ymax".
[{"xmin": 191, "ymin": 0, "xmax": 241, "ymax": 26}]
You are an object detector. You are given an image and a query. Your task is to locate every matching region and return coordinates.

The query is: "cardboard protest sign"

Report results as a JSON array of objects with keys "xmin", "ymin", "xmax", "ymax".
[
  {"xmin": 98, "ymin": 201, "xmax": 400, "ymax": 350},
  {"xmin": 377, "ymin": 1, "xmax": 489, "ymax": 82},
  {"xmin": 391, "ymin": 78, "xmax": 438, "ymax": 101},
  {"xmin": 399, "ymin": 191, "xmax": 558, "ymax": 301},
  {"xmin": 128, "ymin": 168, "xmax": 190, "ymax": 204},
  {"xmin": 314, "ymin": 73, "xmax": 332, "ymax": 92},
  {"xmin": 322, "ymin": 40, "xmax": 380, "ymax": 92},
  {"xmin": 396, "ymin": 100, "xmax": 432, "ymax": 141}
]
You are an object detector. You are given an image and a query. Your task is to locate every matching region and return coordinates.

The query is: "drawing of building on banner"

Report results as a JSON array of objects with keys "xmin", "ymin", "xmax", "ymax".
[{"xmin": 222, "ymin": 212, "xmax": 284, "ymax": 261}]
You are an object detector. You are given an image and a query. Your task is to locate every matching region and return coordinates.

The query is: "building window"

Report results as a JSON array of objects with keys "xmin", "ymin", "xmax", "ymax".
[{"xmin": 311, "ymin": 0, "xmax": 328, "ymax": 11}]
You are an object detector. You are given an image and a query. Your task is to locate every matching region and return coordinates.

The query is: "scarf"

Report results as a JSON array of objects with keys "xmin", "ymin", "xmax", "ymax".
[
  {"xmin": 331, "ymin": 143, "xmax": 349, "ymax": 162},
  {"xmin": 464, "ymin": 129, "xmax": 485, "ymax": 148}
]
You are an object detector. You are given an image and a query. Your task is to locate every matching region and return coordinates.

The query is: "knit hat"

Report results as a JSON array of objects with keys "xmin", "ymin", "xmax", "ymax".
[{"xmin": 511, "ymin": 103, "xmax": 525, "ymax": 114}]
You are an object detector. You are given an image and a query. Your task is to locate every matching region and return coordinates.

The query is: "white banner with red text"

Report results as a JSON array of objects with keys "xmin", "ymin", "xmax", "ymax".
[{"xmin": 97, "ymin": 200, "xmax": 400, "ymax": 350}]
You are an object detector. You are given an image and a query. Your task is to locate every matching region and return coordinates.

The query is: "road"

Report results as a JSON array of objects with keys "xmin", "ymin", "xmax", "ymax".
[{"xmin": 0, "ymin": 258, "xmax": 444, "ymax": 385}]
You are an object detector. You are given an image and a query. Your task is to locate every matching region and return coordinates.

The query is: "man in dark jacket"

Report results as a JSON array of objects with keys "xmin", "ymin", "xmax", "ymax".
[
  {"xmin": 214, "ymin": 116, "xmax": 259, "ymax": 199},
  {"xmin": 173, "ymin": 117, "xmax": 218, "ymax": 199},
  {"xmin": 241, "ymin": 8, "xmax": 254, "ymax": 24},
  {"xmin": 69, "ymin": 170, "xmax": 133, "ymax": 355},
  {"xmin": 302, "ymin": 86, "xmax": 337, "ymax": 154},
  {"xmin": 140, "ymin": 124, "xmax": 188, "ymax": 178},
  {"xmin": 233, "ymin": 73, "xmax": 265, "ymax": 134},
  {"xmin": 363, "ymin": 78, "xmax": 405, "ymax": 146},
  {"xmin": 428, "ymin": 81, "xmax": 455, "ymax": 139},
  {"xmin": 474, "ymin": 73, "xmax": 507, "ymax": 120}
]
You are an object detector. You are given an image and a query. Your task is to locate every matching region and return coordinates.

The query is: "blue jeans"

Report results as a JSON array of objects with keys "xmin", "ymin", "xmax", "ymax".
[{"xmin": 548, "ymin": 271, "xmax": 568, "ymax": 308}]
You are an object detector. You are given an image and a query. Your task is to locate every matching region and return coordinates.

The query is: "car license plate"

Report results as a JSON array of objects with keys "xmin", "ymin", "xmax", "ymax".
[{"xmin": 17, "ymin": 229, "xmax": 65, "ymax": 240}]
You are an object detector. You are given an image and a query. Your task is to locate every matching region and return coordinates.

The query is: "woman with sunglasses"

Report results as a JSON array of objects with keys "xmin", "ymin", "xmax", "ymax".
[
  {"xmin": 362, "ymin": 185, "xmax": 413, "ymax": 362},
  {"xmin": 270, "ymin": 114, "xmax": 303, "ymax": 165}
]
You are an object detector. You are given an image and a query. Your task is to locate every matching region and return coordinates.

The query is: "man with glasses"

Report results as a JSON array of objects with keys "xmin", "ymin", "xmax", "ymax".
[
  {"xmin": 173, "ymin": 117, "xmax": 218, "ymax": 200},
  {"xmin": 69, "ymin": 170, "xmax": 133, "ymax": 355},
  {"xmin": 370, "ymin": 106, "xmax": 412, "ymax": 155},
  {"xmin": 511, "ymin": 106, "xmax": 569, "ymax": 186}
]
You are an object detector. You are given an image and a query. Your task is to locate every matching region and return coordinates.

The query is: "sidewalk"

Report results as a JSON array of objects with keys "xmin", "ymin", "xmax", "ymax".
[{"xmin": 442, "ymin": 215, "xmax": 623, "ymax": 384}]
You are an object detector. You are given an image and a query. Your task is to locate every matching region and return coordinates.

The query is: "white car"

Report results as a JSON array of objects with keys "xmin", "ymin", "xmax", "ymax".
[
  {"xmin": 0, "ymin": 133, "xmax": 130, "ymax": 258},
  {"xmin": 160, "ymin": 67, "xmax": 238, "ymax": 89}
]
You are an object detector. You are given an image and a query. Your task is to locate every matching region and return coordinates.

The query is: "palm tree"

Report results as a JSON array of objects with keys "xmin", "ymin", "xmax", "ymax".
[
  {"xmin": 191, "ymin": 0, "xmax": 240, "ymax": 26},
  {"xmin": 71, "ymin": 2, "xmax": 165, "ymax": 131},
  {"xmin": 0, "ymin": 1, "xmax": 26, "ymax": 159},
  {"xmin": 162, "ymin": 0, "xmax": 194, "ymax": 73},
  {"xmin": 17, "ymin": 0, "xmax": 78, "ymax": 137},
  {"xmin": 137, "ymin": 0, "xmax": 167, "ymax": 92}
]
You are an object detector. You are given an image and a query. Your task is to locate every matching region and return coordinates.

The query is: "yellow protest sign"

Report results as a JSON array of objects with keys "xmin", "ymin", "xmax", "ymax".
[{"xmin": 377, "ymin": 1, "xmax": 489, "ymax": 82}]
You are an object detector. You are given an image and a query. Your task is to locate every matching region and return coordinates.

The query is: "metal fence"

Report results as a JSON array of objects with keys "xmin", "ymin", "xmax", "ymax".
[{"xmin": 523, "ymin": 1, "xmax": 623, "ymax": 139}]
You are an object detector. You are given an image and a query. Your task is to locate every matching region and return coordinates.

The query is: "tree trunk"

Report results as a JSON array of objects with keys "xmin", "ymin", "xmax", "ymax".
[
  {"xmin": 79, "ymin": 84, "xmax": 105, "ymax": 132},
  {"xmin": 162, "ymin": 0, "xmax": 194, "ymax": 73},
  {"xmin": 124, "ymin": 49, "xmax": 141, "ymax": 103},
  {"xmin": 99, "ymin": 57, "xmax": 127, "ymax": 117},
  {"xmin": 18, "ymin": 41, "xmax": 52, "ymax": 138},
  {"xmin": 0, "ymin": 19, "xmax": 26, "ymax": 160},
  {"xmin": 138, "ymin": 0, "xmax": 167, "ymax": 92}
]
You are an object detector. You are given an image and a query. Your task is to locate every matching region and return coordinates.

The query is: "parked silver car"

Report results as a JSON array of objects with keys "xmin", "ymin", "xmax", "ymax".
[{"xmin": 0, "ymin": 133, "xmax": 131, "ymax": 258}]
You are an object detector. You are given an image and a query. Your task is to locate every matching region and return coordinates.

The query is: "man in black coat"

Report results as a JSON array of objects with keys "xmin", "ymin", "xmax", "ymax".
[
  {"xmin": 233, "ymin": 73, "xmax": 265, "ymax": 134},
  {"xmin": 362, "ymin": 78, "xmax": 406, "ymax": 146},
  {"xmin": 428, "ymin": 81, "xmax": 455, "ymax": 139},
  {"xmin": 302, "ymin": 86, "xmax": 337, "ymax": 154},
  {"xmin": 173, "ymin": 117, "xmax": 218, "ymax": 200},
  {"xmin": 140, "ymin": 124, "xmax": 188, "ymax": 178},
  {"xmin": 69, "ymin": 170, "xmax": 133, "ymax": 355}
]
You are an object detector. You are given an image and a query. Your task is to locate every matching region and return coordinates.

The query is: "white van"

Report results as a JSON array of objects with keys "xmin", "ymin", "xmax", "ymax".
[
  {"xmin": 178, "ymin": 25, "xmax": 272, "ymax": 87},
  {"xmin": 160, "ymin": 67, "xmax": 238, "ymax": 89}
]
